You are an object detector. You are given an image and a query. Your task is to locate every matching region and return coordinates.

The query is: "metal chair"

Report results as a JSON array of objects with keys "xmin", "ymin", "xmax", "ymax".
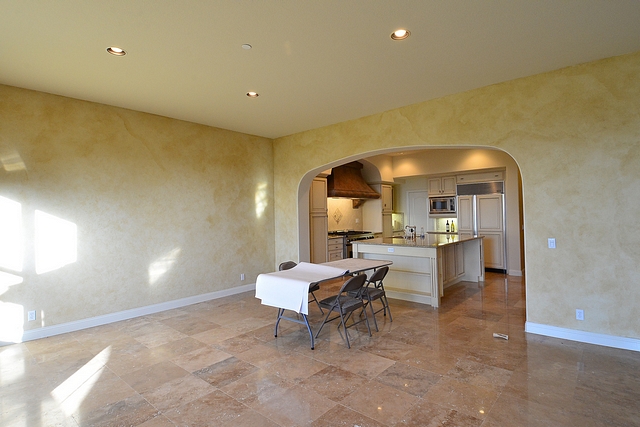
[
  {"xmin": 350, "ymin": 266, "xmax": 392, "ymax": 332},
  {"xmin": 278, "ymin": 261, "xmax": 323, "ymax": 314},
  {"xmin": 315, "ymin": 273, "xmax": 371, "ymax": 348}
]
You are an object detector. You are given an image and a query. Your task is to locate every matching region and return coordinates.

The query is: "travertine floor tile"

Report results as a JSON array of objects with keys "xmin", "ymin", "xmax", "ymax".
[{"xmin": 4, "ymin": 272, "xmax": 640, "ymax": 427}]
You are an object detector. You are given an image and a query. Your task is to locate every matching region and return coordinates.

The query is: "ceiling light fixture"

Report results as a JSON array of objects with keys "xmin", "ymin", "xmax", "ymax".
[
  {"xmin": 106, "ymin": 46, "xmax": 126, "ymax": 56},
  {"xmin": 242, "ymin": 44, "xmax": 252, "ymax": 50},
  {"xmin": 390, "ymin": 29, "xmax": 410, "ymax": 40},
  {"xmin": 246, "ymin": 92, "xmax": 259, "ymax": 98}
]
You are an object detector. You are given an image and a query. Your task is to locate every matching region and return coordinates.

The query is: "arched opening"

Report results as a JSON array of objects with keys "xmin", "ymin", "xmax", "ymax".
[{"xmin": 296, "ymin": 145, "xmax": 525, "ymax": 294}]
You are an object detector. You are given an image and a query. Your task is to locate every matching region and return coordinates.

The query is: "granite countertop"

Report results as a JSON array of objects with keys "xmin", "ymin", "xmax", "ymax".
[{"xmin": 352, "ymin": 234, "xmax": 481, "ymax": 248}]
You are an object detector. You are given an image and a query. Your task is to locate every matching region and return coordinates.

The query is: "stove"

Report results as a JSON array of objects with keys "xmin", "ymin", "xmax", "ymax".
[
  {"xmin": 330, "ymin": 230, "xmax": 375, "ymax": 242},
  {"xmin": 330, "ymin": 230, "xmax": 375, "ymax": 257}
]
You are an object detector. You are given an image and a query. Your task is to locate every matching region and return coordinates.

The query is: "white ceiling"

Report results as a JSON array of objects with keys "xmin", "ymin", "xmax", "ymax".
[{"xmin": 2, "ymin": 1, "xmax": 640, "ymax": 139}]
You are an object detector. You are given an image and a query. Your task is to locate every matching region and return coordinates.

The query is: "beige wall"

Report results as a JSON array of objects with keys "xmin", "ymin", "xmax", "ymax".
[
  {"xmin": 274, "ymin": 52, "xmax": 640, "ymax": 339},
  {"xmin": 0, "ymin": 85, "xmax": 274, "ymax": 336}
]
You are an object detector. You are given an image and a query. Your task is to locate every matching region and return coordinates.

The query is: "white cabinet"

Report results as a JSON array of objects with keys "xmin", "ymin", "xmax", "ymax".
[
  {"xmin": 442, "ymin": 241, "xmax": 466, "ymax": 286},
  {"xmin": 457, "ymin": 193, "xmax": 505, "ymax": 270},
  {"xmin": 328, "ymin": 236, "xmax": 345, "ymax": 261},
  {"xmin": 382, "ymin": 213, "xmax": 392, "ymax": 238},
  {"xmin": 310, "ymin": 177, "xmax": 328, "ymax": 263},
  {"xmin": 457, "ymin": 195, "xmax": 473, "ymax": 233},
  {"xmin": 480, "ymin": 232, "xmax": 504, "ymax": 270},
  {"xmin": 382, "ymin": 184, "xmax": 393, "ymax": 213},
  {"xmin": 428, "ymin": 176, "xmax": 456, "ymax": 196},
  {"xmin": 477, "ymin": 194, "xmax": 503, "ymax": 231}
]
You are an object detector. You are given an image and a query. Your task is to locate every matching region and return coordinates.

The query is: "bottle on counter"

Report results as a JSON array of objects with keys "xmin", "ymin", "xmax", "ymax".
[
  {"xmin": 451, "ymin": 221, "xmax": 455, "ymax": 232},
  {"xmin": 446, "ymin": 220, "xmax": 450, "ymax": 232},
  {"xmin": 420, "ymin": 227, "xmax": 425, "ymax": 239}
]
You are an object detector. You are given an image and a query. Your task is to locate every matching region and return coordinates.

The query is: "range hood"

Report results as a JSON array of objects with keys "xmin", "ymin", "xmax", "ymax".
[{"xmin": 327, "ymin": 161, "xmax": 380, "ymax": 201}]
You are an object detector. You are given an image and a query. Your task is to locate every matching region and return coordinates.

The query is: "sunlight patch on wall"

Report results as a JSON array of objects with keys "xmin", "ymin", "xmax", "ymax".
[
  {"xmin": 0, "ymin": 195, "xmax": 23, "ymax": 272},
  {"xmin": 148, "ymin": 247, "xmax": 181, "ymax": 285},
  {"xmin": 51, "ymin": 346, "xmax": 111, "ymax": 416},
  {"xmin": 255, "ymin": 182, "xmax": 268, "ymax": 218},
  {"xmin": 35, "ymin": 210, "xmax": 78, "ymax": 275},
  {"xmin": 0, "ymin": 150, "xmax": 27, "ymax": 172},
  {"xmin": 0, "ymin": 302, "xmax": 24, "ymax": 343},
  {"xmin": 0, "ymin": 271, "xmax": 23, "ymax": 297}
]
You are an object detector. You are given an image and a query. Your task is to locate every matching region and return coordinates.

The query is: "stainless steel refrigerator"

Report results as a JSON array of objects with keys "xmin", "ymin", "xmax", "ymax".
[{"xmin": 457, "ymin": 182, "xmax": 506, "ymax": 272}]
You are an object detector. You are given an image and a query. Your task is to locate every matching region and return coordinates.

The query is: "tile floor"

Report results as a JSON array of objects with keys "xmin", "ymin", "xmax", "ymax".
[{"xmin": 2, "ymin": 272, "xmax": 640, "ymax": 426}]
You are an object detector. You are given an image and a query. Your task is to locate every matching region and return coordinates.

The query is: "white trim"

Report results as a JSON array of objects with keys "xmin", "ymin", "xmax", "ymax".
[
  {"xmin": 386, "ymin": 290, "xmax": 433, "ymax": 306},
  {"xmin": 20, "ymin": 284, "xmax": 256, "ymax": 343},
  {"xmin": 525, "ymin": 322, "xmax": 640, "ymax": 352},
  {"xmin": 507, "ymin": 269, "xmax": 523, "ymax": 277}
]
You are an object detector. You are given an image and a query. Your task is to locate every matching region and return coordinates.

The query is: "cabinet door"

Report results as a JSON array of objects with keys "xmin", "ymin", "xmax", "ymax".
[
  {"xmin": 441, "ymin": 176, "xmax": 456, "ymax": 195},
  {"xmin": 444, "ymin": 244, "xmax": 456, "ymax": 283},
  {"xmin": 457, "ymin": 196, "xmax": 473, "ymax": 232},
  {"xmin": 428, "ymin": 178, "xmax": 442, "ymax": 195},
  {"xmin": 310, "ymin": 213, "xmax": 328, "ymax": 263},
  {"xmin": 477, "ymin": 194, "xmax": 502, "ymax": 232},
  {"xmin": 382, "ymin": 213, "xmax": 392, "ymax": 237},
  {"xmin": 310, "ymin": 178, "xmax": 327, "ymax": 214},
  {"xmin": 455, "ymin": 243, "xmax": 465, "ymax": 277},
  {"xmin": 480, "ymin": 232, "xmax": 504, "ymax": 269},
  {"xmin": 382, "ymin": 185, "xmax": 393, "ymax": 213}
]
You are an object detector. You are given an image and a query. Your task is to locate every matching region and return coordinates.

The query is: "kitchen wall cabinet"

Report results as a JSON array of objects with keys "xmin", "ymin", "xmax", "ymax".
[
  {"xmin": 310, "ymin": 177, "xmax": 328, "ymax": 263},
  {"xmin": 428, "ymin": 176, "xmax": 456, "ymax": 196}
]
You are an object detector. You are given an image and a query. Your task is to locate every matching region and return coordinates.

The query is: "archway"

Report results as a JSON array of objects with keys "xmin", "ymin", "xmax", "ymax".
[{"xmin": 296, "ymin": 146, "xmax": 524, "ymax": 278}]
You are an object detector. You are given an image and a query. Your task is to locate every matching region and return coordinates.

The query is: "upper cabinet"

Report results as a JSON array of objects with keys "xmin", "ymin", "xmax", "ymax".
[
  {"xmin": 310, "ymin": 178, "xmax": 328, "ymax": 214},
  {"xmin": 428, "ymin": 176, "xmax": 456, "ymax": 196},
  {"xmin": 381, "ymin": 184, "xmax": 393, "ymax": 213}
]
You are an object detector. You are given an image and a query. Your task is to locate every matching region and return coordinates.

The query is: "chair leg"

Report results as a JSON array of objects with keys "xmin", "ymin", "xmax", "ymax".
[
  {"xmin": 338, "ymin": 310, "xmax": 351, "ymax": 348},
  {"xmin": 369, "ymin": 297, "xmax": 379, "ymax": 332},
  {"xmin": 361, "ymin": 301, "xmax": 372, "ymax": 337},
  {"xmin": 310, "ymin": 291, "xmax": 324, "ymax": 314},
  {"xmin": 382, "ymin": 294, "xmax": 392, "ymax": 321}
]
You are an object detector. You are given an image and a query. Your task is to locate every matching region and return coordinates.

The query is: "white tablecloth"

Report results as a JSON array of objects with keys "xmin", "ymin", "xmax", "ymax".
[{"xmin": 255, "ymin": 262, "xmax": 348, "ymax": 315}]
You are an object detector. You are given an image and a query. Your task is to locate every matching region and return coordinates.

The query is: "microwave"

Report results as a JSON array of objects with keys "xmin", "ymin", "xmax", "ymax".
[{"xmin": 429, "ymin": 196, "xmax": 456, "ymax": 215}]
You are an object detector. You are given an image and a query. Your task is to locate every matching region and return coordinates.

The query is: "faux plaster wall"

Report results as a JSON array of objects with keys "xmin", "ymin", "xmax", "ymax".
[
  {"xmin": 274, "ymin": 52, "xmax": 640, "ymax": 339},
  {"xmin": 0, "ymin": 85, "xmax": 274, "ymax": 334}
]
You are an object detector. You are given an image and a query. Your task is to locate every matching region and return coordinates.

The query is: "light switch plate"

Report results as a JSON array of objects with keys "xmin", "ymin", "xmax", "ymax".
[
  {"xmin": 576, "ymin": 309, "xmax": 584, "ymax": 320},
  {"xmin": 28, "ymin": 310, "xmax": 36, "ymax": 321},
  {"xmin": 548, "ymin": 238, "xmax": 556, "ymax": 249}
]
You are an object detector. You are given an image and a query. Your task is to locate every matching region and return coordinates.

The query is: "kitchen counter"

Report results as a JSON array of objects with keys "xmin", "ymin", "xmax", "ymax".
[
  {"xmin": 359, "ymin": 234, "xmax": 479, "ymax": 249},
  {"xmin": 352, "ymin": 234, "xmax": 484, "ymax": 308}
]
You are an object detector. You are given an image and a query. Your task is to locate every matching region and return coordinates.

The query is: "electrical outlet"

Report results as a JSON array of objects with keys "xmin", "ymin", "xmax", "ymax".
[
  {"xmin": 548, "ymin": 238, "xmax": 556, "ymax": 249},
  {"xmin": 576, "ymin": 309, "xmax": 584, "ymax": 321},
  {"xmin": 28, "ymin": 310, "xmax": 36, "ymax": 321},
  {"xmin": 240, "ymin": 273, "xmax": 245, "ymax": 281}
]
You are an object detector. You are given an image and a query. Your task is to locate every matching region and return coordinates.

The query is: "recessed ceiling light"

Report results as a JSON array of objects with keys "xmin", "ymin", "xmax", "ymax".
[
  {"xmin": 390, "ymin": 29, "xmax": 410, "ymax": 40},
  {"xmin": 242, "ymin": 44, "xmax": 252, "ymax": 50},
  {"xmin": 106, "ymin": 46, "xmax": 126, "ymax": 56},
  {"xmin": 246, "ymin": 92, "xmax": 259, "ymax": 98}
]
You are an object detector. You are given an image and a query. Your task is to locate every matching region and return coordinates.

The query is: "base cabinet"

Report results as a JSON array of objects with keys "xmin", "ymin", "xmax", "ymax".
[{"xmin": 328, "ymin": 236, "xmax": 345, "ymax": 261}]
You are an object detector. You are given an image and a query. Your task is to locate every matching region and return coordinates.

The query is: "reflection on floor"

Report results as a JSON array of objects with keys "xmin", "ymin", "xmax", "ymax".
[{"xmin": 2, "ymin": 272, "xmax": 640, "ymax": 426}]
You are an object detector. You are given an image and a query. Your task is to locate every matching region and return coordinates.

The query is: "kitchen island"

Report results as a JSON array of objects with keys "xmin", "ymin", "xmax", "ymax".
[{"xmin": 352, "ymin": 234, "xmax": 484, "ymax": 308}]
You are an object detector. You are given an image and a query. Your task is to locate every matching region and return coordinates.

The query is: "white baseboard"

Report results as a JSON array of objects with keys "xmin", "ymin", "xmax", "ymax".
[
  {"xmin": 525, "ymin": 322, "xmax": 640, "ymax": 352},
  {"xmin": 386, "ymin": 289, "xmax": 433, "ymax": 306},
  {"xmin": 508, "ymin": 269, "xmax": 523, "ymax": 277},
  {"xmin": 20, "ymin": 284, "xmax": 256, "ymax": 343}
]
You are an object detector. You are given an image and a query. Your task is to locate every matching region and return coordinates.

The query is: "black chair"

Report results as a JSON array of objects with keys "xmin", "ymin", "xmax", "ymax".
[
  {"xmin": 315, "ymin": 274, "xmax": 371, "ymax": 348},
  {"xmin": 278, "ymin": 261, "xmax": 323, "ymax": 314},
  {"xmin": 350, "ymin": 266, "xmax": 392, "ymax": 332}
]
